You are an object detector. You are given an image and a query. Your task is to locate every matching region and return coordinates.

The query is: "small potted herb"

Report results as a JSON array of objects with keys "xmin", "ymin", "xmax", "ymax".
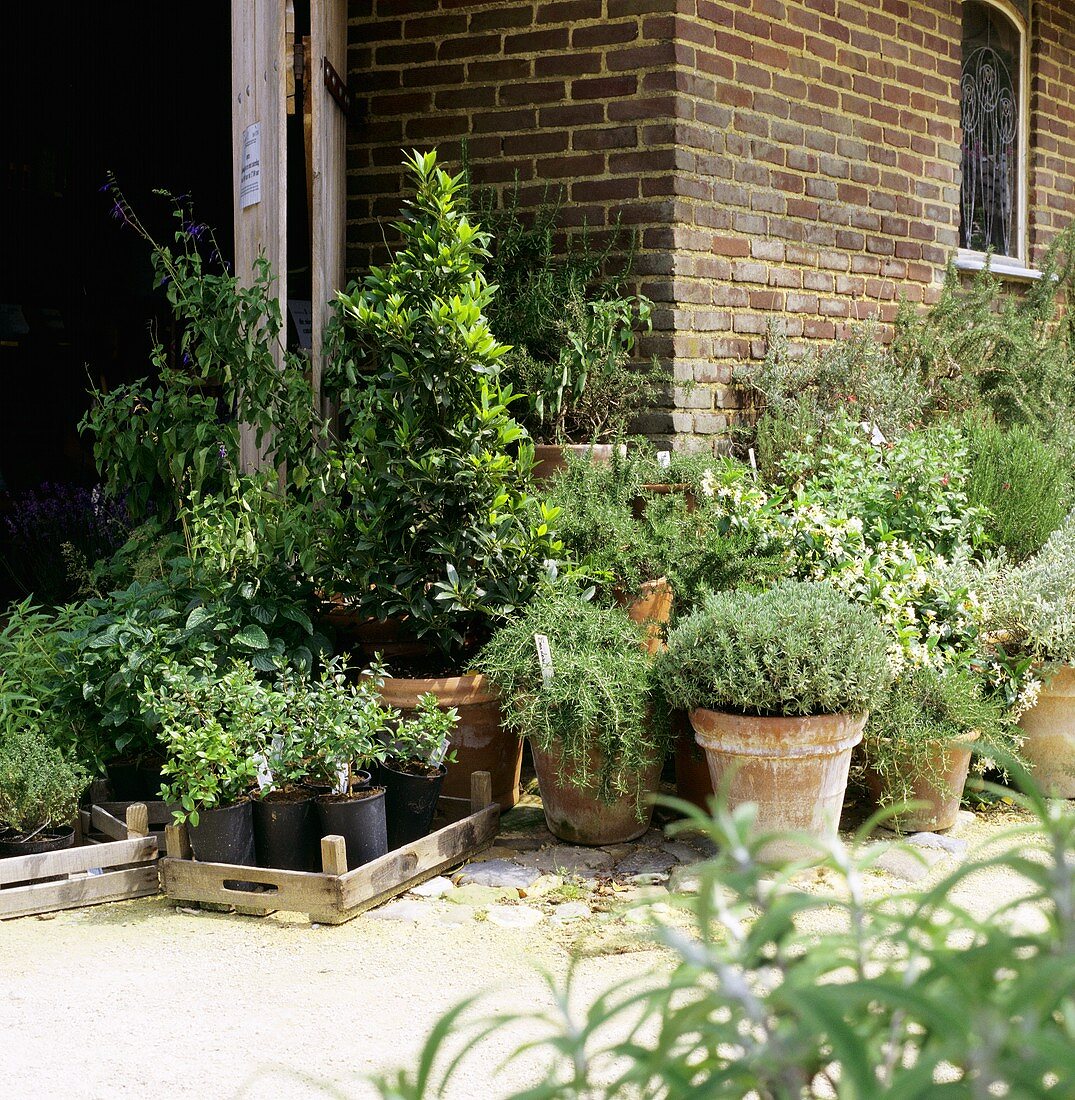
[
  {"xmin": 863, "ymin": 667, "xmax": 1009, "ymax": 833},
  {"xmin": 377, "ymin": 694, "xmax": 458, "ymax": 849},
  {"xmin": 478, "ymin": 584, "xmax": 671, "ymax": 845},
  {"xmin": 656, "ymin": 581, "xmax": 891, "ymax": 850},
  {"xmin": 144, "ymin": 660, "xmax": 268, "ymax": 867}
]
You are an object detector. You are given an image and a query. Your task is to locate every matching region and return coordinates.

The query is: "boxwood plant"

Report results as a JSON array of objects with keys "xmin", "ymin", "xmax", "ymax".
[{"xmin": 656, "ymin": 580, "xmax": 891, "ymax": 717}]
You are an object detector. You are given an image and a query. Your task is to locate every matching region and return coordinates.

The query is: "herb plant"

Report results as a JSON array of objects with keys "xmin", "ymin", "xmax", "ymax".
[
  {"xmin": 388, "ymin": 694, "xmax": 459, "ymax": 773},
  {"xmin": 656, "ymin": 581, "xmax": 891, "ymax": 717}
]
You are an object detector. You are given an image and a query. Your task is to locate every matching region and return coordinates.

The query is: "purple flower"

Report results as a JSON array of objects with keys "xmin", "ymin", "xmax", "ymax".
[{"xmin": 218, "ymin": 444, "xmax": 228, "ymax": 460}]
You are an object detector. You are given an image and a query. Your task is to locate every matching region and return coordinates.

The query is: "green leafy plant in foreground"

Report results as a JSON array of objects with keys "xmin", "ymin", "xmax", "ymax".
[{"xmin": 375, "ymin": 774, "xmax": 1075, "ymax": 1099}]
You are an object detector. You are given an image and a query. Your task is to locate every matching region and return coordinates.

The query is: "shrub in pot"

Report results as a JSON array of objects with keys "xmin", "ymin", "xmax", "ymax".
[
  {"xmin": 323, "ymin": 151, "xmax": 560, "ymax": 809},
  {"xmin": 478, "ymin": 584, "xmax": 671, "ymax": 845},
  {"xmin": 377, "ymin": 694, "xmax": 458, "ymax": 850},
  {"xmin": 145, "ymin": 660, "xmax": 268, "ymax": 867},
  {"xmin": 862, "ymin": 666, "xmax": 1011, "ymax": 833},
  {"xmin": 0, "ymin": 707, "xmax": 88, "ymax": 858},
  {"xmin": 655, "ymin": 580, "xmax": 891, "ymax": 852}
]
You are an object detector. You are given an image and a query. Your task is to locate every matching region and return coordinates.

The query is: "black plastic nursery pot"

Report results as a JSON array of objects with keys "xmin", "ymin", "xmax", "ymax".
[
  {"xmin": 188, "ymin": 800, "xmax": 256, "ymax": 868},
  {"xmin": 0, "ymin": 825, "xmax": 75, "ymax": 860},
  {"xmin": 315, "ymin": 787, "xmax": 388, "ymax": 871},
  {"xmin": 106, "ymin": 758, "xmax": 165, "ymax": 801},
  {"xmin": 377, "ymin": 761, "xmax": 446, "ymax": 850},
  {"xmin": 253, "ymin": 790, "xmax": 321, "ymax": 872}
]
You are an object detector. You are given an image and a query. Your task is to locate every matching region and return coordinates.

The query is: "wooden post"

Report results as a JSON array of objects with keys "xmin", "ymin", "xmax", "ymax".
[
  {"xmin": 310, "ymin": 0, "xmax": 348, "ymax": 413},
  {"xmin": 321, "ymin": 834, "xmax": 348, "ymax": 876},
  {"xmin": 125, "ymin": 803, "xmax": 150, "ymax": 840},
  {"xmin": 165, "ymin": 824, "xmax": 192, "ymax": 861},
  {"xmin": 471, "ymin": 771, "xmax": 494, "ymax": 813},
  {"xmin": 231, "ymin": 0, "xmax": 288, "ymax": 472}
]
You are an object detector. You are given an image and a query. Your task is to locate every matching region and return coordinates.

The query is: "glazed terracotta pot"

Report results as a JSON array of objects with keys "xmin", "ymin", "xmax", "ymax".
[
  {"xmin": 689, "ymin": 707, "xmax": 866, "ymax": 854},
  {"xmin": 866, "ymin": 731, "xmax": 979, "ymax": 833},
  {"xmin": 531, "ymin": 443, "xmax": 627, "ymax": 482},
  {"xmin": 1018, "ymin": 664, "xmax": 1075, "ymax": 797},
  {"xmin": 530, "ymin": 740, "xmax": 663, "ymax": 845},
  {"xmin": 377, "ymin": 673, "xmax": 521, "ymax": 810}
]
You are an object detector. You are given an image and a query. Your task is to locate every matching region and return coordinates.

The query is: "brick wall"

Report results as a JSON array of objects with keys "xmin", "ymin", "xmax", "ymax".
[{"xmin": 346, "ymin": 0, "xmax": 1075, "ymax": 450}]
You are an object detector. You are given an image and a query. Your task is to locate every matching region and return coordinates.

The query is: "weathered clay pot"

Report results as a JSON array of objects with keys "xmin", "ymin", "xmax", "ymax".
[
  {"xmin": 317, "ymin": 600, "xmax": 433, "ymax": 664},
  {"xmin": 673, "ymin": 712, "xmax": 715, "ymax": 811},
  {"xmin": 377, "ymin": 673, "xmax": 521, "ymax": 810},
  {"xmin": 1018, "ymin": 664, "xmax": 1075, "ymax": 797},
  {"xmin": 530, "ymin": 740, "xmax": 663, "ymax": 845},
  {"xmin": 614, "ymin": 577, "xmax": 674, "ymax": 656},
  {"xmin": 689, "ymin": 707, "xmax": 866, "ymax": 854},
  {"xmin": 532, "ymin": 443, "xmax": 626, "ymax": 482},
  {"xmin": 866, "ymin": 731, "xmax": 979, "ymax": 833},
  {"xmin": 632, "ymin": 483, "xmax": 698, "ymax": 519}
]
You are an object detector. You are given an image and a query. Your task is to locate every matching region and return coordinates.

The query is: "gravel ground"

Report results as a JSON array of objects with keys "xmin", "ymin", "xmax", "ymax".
[{"xmin": 0, "ymin": 798, "xmax": 1047, "ymax": 1100}]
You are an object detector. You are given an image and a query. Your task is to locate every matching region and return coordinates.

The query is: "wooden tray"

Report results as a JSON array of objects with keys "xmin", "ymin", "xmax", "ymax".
[
  {"xmin": 0, "ymin": 804, "xmax": 160, "ymax": 921},
  {"xmin": 160, "ymin": 772, "xmax": 499, "ymax": 924}
]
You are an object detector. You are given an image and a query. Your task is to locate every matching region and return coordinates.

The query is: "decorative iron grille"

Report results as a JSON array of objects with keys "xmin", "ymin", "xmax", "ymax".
[{"xmin": 960, "ymin": 44, "xmax": 1019, "ymax": 256}]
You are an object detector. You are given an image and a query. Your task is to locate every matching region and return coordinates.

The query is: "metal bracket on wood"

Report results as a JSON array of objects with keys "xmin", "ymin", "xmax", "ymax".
[{"xmin": 322, "ymin": 56, "xmax": 351, "ymax": 119}]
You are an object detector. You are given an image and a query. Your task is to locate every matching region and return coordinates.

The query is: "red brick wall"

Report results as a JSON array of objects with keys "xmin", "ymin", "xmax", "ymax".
[{"xmin": 346, "ymin": 0, "xmax": 1075, "ymax": 449}]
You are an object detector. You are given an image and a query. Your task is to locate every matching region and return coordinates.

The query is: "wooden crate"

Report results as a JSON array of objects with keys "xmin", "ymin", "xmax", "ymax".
[
  {"xmin": 0, "ymin": 804, "xmax": 160, "ymax": 921},
  {"xmin": 160, "ymin": 772, "xmax": 500, "ymax": 924},
  {"xmin": 79, "ymin": 800, "xmax": 172, "ymax": 846}
]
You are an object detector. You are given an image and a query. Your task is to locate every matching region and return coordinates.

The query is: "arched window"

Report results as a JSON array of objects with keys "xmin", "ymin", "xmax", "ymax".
[{"xmin": 959, "ymin": 0, "xmax": 1027, "ymax": 264}]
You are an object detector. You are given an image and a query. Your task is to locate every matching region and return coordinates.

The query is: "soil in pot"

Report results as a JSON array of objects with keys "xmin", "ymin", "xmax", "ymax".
[
  {"xmin": 689, "ymin": 707, "xmax": 866, "ymax": 857},
  {"xmin": 530, "ymin": 741, "xmax": 663, "ymax": 845},
  {"xmin": 315, "ymin": 787, "xmax": 388, "ymax": 871},
  {"xmin": 378, "ymin": 674, "xmax": 522, "ymax": 810},
  {"xmin": 1018, "ymin": 664, "xmax": 1075, "ymax": 797},
  {"xmin": 866, "ymin": 732, "xmax": 979, "ymax": 833},
  {"xmin": 377, "ymin": 760, "xmax": 446, "ymax": 850},
  {"xmin": 253, "ymin": 788, "xmax": 321, "ymax": 872}
]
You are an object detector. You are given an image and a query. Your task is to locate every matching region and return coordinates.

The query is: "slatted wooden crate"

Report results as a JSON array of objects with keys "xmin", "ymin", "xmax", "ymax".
[
  {"xmin": 0, "ymin": 804, "xmax": 160, "ymax": 921},
  {"xmin": 79, "ymin": 800, "xmax": 173, "ymax": 846},
  {"xmin": 160, "ymin": 772, "xmax": 499, "ymax": 924}
]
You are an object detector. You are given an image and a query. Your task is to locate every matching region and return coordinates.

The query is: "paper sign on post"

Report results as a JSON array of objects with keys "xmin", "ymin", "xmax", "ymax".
[
  {"xmin": 240, "ymin": 122, "xmax": 262, "ymax": 209},
  {"xmin": 534, "ymin": 633, "xmax": 554, "ymax": 684}
]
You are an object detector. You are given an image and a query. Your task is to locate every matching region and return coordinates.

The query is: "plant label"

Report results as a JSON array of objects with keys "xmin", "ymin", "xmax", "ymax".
[
  {"xmin": 747, "ymin": 448, "xmax": 758, "ymax": 475},
  {"xmin": 240, "ymin": 122, "xmax": 261, "ymax": 208},
  {"xmin": 254, "ymin": 753, "xmax": 274, "ymax": 790},
  {"xmin": 337, "ymin": 765, "xmax": 350, "ymax": 795},
  {"xmin": 656, "ymin": 450, "xmax": 671, "ymax": 468},
  {"xmin": 534, "ymin": 633, "xmax": 554, "ymax": 684},
  {"xmin": 431, "ymin": 736, "xmax": 450, "ymax": 767}
]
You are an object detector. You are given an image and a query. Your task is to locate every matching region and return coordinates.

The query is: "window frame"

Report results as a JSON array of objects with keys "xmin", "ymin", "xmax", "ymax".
[{"xmin": 955, "ymin": 0, "xmax": 1032, "ymax": 277}]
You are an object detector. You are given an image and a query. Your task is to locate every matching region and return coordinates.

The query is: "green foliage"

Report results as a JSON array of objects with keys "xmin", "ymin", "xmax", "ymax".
[
  {"xmin": 863, "ymin": 666, "xmax": 1014, "ymax": 810},
  {"xmin": 323, "ymin": 150, "xmax": 559, "ymax": 662},
  {"xmin": 375, "ymin": 780, "xmax": 1075, "ymax": 1099},
  {"xmin": 468, "ymin": 174, "xmax": 661, "ymax": 443},
  {"xmin": 0, "ymin": 724, "xmax": 89, "ymax": 835},
  {"xmin": 389, "ymin": 694, "xmax": 459, "ymax": 770},
  {"xmin": 964, "ymin": 419, "xmax": 1072, "ymax": 563},
  {"xmin": 657, "ymin": 580, "xmax": 891, "ymax": 717},
  {"xmin": 476, "ymin": 583, "xmax": 669, "ymax": 806}
]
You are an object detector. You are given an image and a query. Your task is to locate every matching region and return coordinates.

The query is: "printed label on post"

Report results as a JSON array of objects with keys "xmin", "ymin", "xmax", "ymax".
[
  {"xmin": 656, "ymin": 450, "xmax": 671, "ymax": 469},
  {"xmin": 240, "ymin": 122, "xmax": 262, "ymax": 209},
  {"xmin": 534, "ymin": 633, "xmax": 554, "ymax": 684}
]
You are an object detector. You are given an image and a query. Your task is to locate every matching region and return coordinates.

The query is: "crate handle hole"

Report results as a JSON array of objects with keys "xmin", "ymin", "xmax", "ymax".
[{"xmin": 221, "ymin": 881, "xmax": 280, "ymax": 895}]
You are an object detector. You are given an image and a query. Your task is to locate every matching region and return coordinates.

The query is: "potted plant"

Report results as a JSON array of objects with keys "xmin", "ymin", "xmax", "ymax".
[
  {"xmin": 469, "ymin": 178, "xmax": 661, "ymax": 479},
  {"xmin": 862, "ymin": 667, "xmax": 1010, "ymax": 832},
  {"xmin": 377, "ymin": 693, "xmax": 458, "ymax": 850},
  {"xmin": 322, "ymin": 151, "xmax": 559, "ymax": 810},
  {"xmin": 145, "ymin": 660, "xmax": 266, "ymax": 867},
  {"xmin": 0, "ymin": 715, "xmax": 88, "ymax": 859},
  {"xmin": 478, "ymin": 584, "xmax": 671, "ymax": 845},
  {"xmin": 308, "ymin": 665, "xmax": 394, "ymax": 871},
  {"xmin": 987, "ymin": 514, "xmax": 1075, "ymax": 796},
  {"xmin": 656, "ymin": 580, "xmax": 891, "ymax": 851}
]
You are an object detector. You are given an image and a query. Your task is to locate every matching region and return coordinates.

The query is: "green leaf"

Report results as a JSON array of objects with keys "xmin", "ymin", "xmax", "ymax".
[{"xmin": 233, "ymin": 625, "xmax": 270, "ymax": 651}]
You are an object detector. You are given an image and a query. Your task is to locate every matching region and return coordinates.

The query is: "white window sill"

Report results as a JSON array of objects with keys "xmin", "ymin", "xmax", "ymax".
[{"xmin": 954, "ymin": 250, "xmax": 1044, "ymax": 282}]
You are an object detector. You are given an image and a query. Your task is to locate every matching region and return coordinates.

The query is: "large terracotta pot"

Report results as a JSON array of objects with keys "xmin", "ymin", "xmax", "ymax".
[
  {"xmin": 866, "ymin": 731, "xmax": 979, "ymax": 833},
  {"xmin": 378, "ymin": 673, "xmax": 521, "ymax": 810},
  {"xmin": 632, "ymin": 483, "xmax": 698, "ymax": 519},
  {"xmin": 615, "ymin": 577, "xmax": 674, "ymax": 656},
  {"xmin": 530, "ymin": 740, "xmax": 663, "ymax": 845},
  {"xmin": 1018, "ymin": 664, "xmax": 1075, "ymax": 797},
  {"xmin": 532, "ymin": 443, "xmax": 626, "ymax": 483},
  {"xmin": 689, "ymin": 707, "xmax": 866, "ymax": 853},
  {"xmin": 673, "ymin": 711, "xmax": 715, "ymax": 811},
  {"xmin": 317, "ymin": 600, "xmax": 432, "ymax": 664}
]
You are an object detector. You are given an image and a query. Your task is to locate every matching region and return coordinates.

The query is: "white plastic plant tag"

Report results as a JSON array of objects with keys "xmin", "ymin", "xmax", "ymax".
[
  {"xmin": 747, "ymin": 448, "xmax": 758, "ymax": 475},
  {"xmin": 870, "ymin": 423, "xmax": 887, "ymax": 446},
  {"xmin": 534, "ymin": 633, "xmax": 554, "ymax": 684},
  {"xmin": 431, "ymin": 735, "xmax": 450, "ymax": 767},
  {"xmin": 253, "ymin": 753, "xmax": 274, "ymax": 791},
  {"xmin": 656, "ymin": 450, "xmax": 671, "ymax": 469},
  {"xmin": 337, "ymin": 764, "xmax": 349, "ymax": 795}
]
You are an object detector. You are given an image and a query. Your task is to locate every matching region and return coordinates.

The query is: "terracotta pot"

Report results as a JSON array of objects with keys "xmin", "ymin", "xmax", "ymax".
[
  {"xmin": 1018, "ymin": 664, "xmax": 1075, "ymax": 797},
  {"xmin": 532, "ymin": 443, "xmax": 626, "ymax": 482},
  {"xmin": 673, "ymin": 712, "xmax": 715, "ymax": 811},
  {"xmin": 866, "ymin": 731, "xmax": 979, "ymax": 833},
  {"xmin": 632, "ymin": 483, "xmax": 698, "ymax": 519},
  {"xmin": 317, "ymin": 601, "xmax": 433, "ymax": 664},
  {"xmin": 689, "ymin": 707, "xmax": 866, "ymax": 854},
  {"xmin": 615, "ymin": 577, "xmax": 674, "ymax": 656},
  {"xmin": 377, "ymin": 673, "xmax": 521, "ymax": 810},
  {"xmin": 530, "ymin": 740, "xmax": 662, "ymax": 845}
]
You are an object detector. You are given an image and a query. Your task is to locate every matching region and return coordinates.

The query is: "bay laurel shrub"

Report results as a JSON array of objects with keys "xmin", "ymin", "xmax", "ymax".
[
  {"xmin": 656, "ymin": 581, "xmax": 891, "ymax": 718},
  {"xmin": 476, "ymin": 584, "xmax": 670, "ymax": 806}
]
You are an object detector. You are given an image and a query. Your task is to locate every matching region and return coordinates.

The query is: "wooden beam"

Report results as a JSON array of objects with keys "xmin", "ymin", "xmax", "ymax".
[
  {"xmin": 0, "ymin": 866, "xmax": 160, "ymax": 921},
  {"xmin": 0, "ymin": 836, "xmax": 158, "ymax": 887}
]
